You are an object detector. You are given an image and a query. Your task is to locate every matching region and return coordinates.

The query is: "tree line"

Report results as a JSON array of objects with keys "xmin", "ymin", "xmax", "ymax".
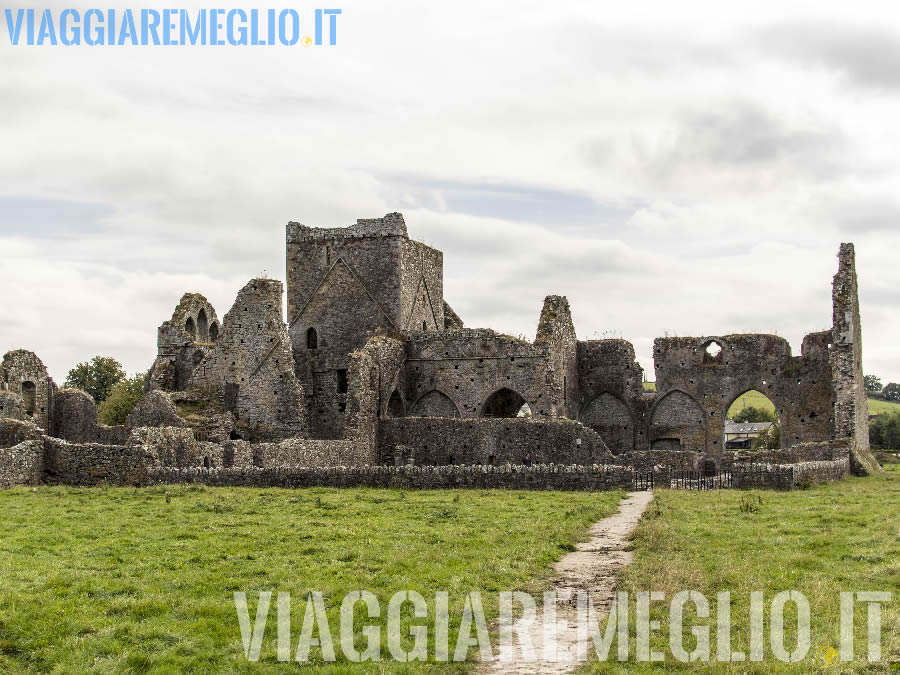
[{"xmin": 63, "ymin": 356, "xmax": 145, "ymax": 426}]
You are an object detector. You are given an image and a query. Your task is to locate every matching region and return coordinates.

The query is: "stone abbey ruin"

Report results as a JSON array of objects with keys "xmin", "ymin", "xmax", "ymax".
[{"xmin": 0, "ymin": 213, "xmax": 882, "ymax": 490}]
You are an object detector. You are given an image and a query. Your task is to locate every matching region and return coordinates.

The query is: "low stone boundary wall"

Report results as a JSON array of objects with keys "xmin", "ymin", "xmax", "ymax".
[
  {"xmin": 730, "ymin": 457, "xmax": 850, "ymax": 490},
  {"xmin": 0, "ymin": 440, "xmax": 44, "ymax": 489},
  {"xmin": 147, "ymin": 463, "xmax": 634, "ymax": 491},
  {"xmin": 378, "ymin": 418, "xmax": 613, "ymax": 466},
  {"xmin": 43, "ymin": 437, "xmax": 154, "ymax": 486}
]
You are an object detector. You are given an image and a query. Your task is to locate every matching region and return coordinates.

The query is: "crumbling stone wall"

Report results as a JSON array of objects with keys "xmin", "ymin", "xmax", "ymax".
[
  {"xmin": 651, "ymin": 333, "xmax": 833, "ymax": 453},
  {"xmin": 443, "ymin": 301, "xmax": 464, "ymax": 329},
  {"xmin": 189, "ymin": 279, "xmax": 305, "ymax": 441},
  {"xmin": 0, "ymin": 439, "xmax": 44, "ymax": 488},
  {"xmin": 0, "ymin": 418, "xmax": 43, "ymax": 449},
  {"xmin": 535, "ymin": 295, "xmax": 579, "ymax": 419},
  {"xmin": 0, "ymin": 392, "xmax": 26, "ymax": 420},
  {"xmin": 42, "ymin": 437, "xmax": 155, "ymax": 486},
  {"xmin": 146, "ymin": 293, "xmax": 220, "ymax": 392},
  {"xmin": 403, "ymin": 329, "xmax": 556, "ymax": 419},
  {"xmin": 831, "ymin": 244, "xmax": 881, "ymax": 475},
  {"xmin": 577, "ymin": 339, "xmax": 648, "ymax": 452},
  {"xmin": 126, "ymin": 391, "xmax": 185, "ymax": 429},
  {"xmin": 52, "ymin": 389, "xmax": 127, "ymax": 445},
  {"xmin": 378, "ymin": 418, "xmax": 613, "ymax": 466},
  {"xmin": 1, "ymin": 350, "xmax": 56, "ymax": 433},
  {"xmin": 343, "ymin": 335, "xmax": 405, "ymax": 459}
]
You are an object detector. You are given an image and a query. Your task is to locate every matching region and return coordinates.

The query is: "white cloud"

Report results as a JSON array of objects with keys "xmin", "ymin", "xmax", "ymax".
[{"xmin": 1, "ymin": 0, "xmax": 898, "ymax": 385}]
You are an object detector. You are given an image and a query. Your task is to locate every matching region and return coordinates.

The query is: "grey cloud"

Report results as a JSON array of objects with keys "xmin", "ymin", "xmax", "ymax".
[
  {"xmin": 648, "ymin": 101, "xmax": 846, "ymax": 179},
  {"xmin": 756, "ymin": 22, "xmax": 900, "ymax": 91}
]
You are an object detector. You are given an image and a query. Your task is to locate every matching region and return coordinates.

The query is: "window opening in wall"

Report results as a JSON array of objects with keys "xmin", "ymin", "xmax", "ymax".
[
  {"xmin": 197, "ymin": 308, "xmax": 209, "ymax": 342},
  {"xmin": 422, "ymin": 320, "xmax": 427, "ymax": 331},
  {"xmin": 307, "ymin": 327, "xmax": 318, "ymax": 350},
  {"xmin": 336, "ymin": 369, "xmax": 348, "ymax": 393},
  {"xmin": 21, "ymin": 381, "xmax": 35, "ymax": 416}
]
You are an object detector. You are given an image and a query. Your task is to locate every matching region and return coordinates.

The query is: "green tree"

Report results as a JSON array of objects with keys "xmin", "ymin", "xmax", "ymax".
[
  {"xmin": 882, "ymin": 383, "xmax": 900, "ymax": 403},
  {"xmin": 64, "ymin": 357, "xmax": 126, "ymax": 403},
  {"xmin": 97, "ymin": 373, "xmax": 146, "ymax": 426},
  {"xmin": 751, "ymin": 423, "xmax": 781, "ymax": 450},
  {"xmin": 864, "ymin": 374, "xmax": 883, "ymax": 394},
  {"xmin": 733, "ymin": 406, "xmax": 776, "ymax": 423},
  {"xmin": 870, "ymin": 412, "xmax": 900, "ymax": 450}
]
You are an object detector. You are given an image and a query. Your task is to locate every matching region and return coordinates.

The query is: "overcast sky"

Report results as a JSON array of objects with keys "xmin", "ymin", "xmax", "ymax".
[{"xmin": 1, "ymin": 1, "xmax": 898, "ymax": 386}]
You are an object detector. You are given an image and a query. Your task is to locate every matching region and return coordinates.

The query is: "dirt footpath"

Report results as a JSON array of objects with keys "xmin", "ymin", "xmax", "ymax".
[{"xmin": 478, "ymin": 490, "xmax": 655, "ymax": 674}]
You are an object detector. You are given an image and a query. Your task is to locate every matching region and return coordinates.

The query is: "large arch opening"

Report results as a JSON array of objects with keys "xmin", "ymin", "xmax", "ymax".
[
  {"xmin": 21, "ymin": 381, "xmax": 36, "ymax": 417},
  {"xmin": 726, "ymin": 390, "xmax": 780, "ymax": 449},
  {"xmin": 197, "ymin": 308, "xmax": 209, "ymax": 342},
  {"xmin": 649, "ymin": 390, "xmax": 706, "ymax": 451},
  {"xmin": 410, "ymin": 390, "xmax": 460, "ymax": 418},
  {"xmin": 480, "ymin": 388, "xmax": 529, "ymax": 418},
  {"xmin": 209, "ymin": 322, "xmax": 219, "ymax": 342},
  {"xmin": 185, "ymin": 316, "xmax": 197, "ymax": 340},
  {"xmin": 387, "ymin": 390, "xmax": 405, "ymax": 418},
  {"xmin": 579, "ymin": 392, "xmax": 634, "ymax": 453}
]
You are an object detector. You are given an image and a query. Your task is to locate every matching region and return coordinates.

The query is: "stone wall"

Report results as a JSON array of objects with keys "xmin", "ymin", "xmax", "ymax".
[
  {"xmin": 651, "ymin": 333, "xmax": 834, "ymax": 453},
  {"xmin": 576, "ymin": 339, "xmax": 647, "ymax": 452},
  {"xmin": 403, "ymin": 329, "xmax": 554, "ymax": 419},
  {"xmin": 42, "ymin": 437, "xmax": 154, "ymax": 486},
  {"xmin": 831, "ymin": 244, "xmax": 881, "ymax": 475},
  {"xmin": 189, "ymin": 278, "xmax": 305, "ymax": 441},
  {"xmin": 1, "ymin": 350, "xmax": 56, "ymax": 433},
  {"xmin": 52, "ymin": 389, "xmax": 128, "ymax": 445},
  {"xmin": 147, "ymin": 463, "xmax": 634, "ymax": 491},
  {"xmin": 126, "ymin": 391, "xmax": 185, "ymax": 429},
  {"xmin": 0, "ymin": 439, "xmax": 44, "ymax": 488},
  {"xmin": 286, "ymin": 213, "xmax": 444, "ymax": 438},
  {"xmin": 254, "ymin": 437, "xmax": 369, "ymax": 468},
  {"xmin": 146, "ymin": 292, "xmax": 220, "ymax": 392},
  {"xmin": 0, "ymin": 418, "xmax": 43, "ymax": 449},
  {"xmin": 378, "ymin": 418, "xmax": 613, "ymax": 466},
  {"xmin": 0, "ymin": 391, "xmax": 26, "ymax": 420},
  {"xmin": 535, "ymin": 295, "xmax": 579, "ymax": 419}
]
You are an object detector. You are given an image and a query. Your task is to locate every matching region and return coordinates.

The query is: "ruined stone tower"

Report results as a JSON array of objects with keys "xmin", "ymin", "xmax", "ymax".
[{"xmin": 285, "ymin": 213, "xmax": 445, "ymax": 437}]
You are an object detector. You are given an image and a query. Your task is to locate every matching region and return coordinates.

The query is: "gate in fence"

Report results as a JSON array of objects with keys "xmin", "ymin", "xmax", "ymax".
[
  {"xmin": 670, "ymin": 470, "xmax": 733, "ymax": 490},
  {"xmin": 632, "ymin": 471, "xmax": 654, "ymax": 491}
]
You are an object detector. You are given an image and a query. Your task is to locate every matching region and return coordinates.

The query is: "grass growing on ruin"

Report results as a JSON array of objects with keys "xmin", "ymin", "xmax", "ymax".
[
  {"xmin": 584, "ymin": 466, "xmax": 899, "ymax": 673},
  {"xmin": 0, "ymin": 486, "xmax": 623, "ymax": 672}
]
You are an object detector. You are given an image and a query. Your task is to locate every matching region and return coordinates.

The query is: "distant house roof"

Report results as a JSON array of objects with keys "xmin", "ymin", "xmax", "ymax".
[{"xmin": 724, "ymin": 421, "xmax": 773, "ymax": 435}]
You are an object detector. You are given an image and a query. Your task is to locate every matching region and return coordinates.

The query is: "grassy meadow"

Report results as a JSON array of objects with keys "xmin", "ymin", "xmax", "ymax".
[
  {"xmin": 0, "ymin": 485, "xmax": 624, "ymax": 672},
  {"xmin": 584, "ymin": 465, "xmax": 899, "ymax": 673}
]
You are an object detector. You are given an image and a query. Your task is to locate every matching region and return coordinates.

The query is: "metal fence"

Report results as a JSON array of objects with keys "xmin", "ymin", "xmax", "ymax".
[
  {"xmin": 670, "ymin": 471, "xmax": 733, "ymax": 490},
  {"xmin": 633, "ymin": 471, "xmax": 654, "ymax": 491}
]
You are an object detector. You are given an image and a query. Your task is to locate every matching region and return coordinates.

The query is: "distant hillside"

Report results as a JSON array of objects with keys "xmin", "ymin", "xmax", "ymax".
[{"xmin": 640, "ymin": 382, "xmax": 900, "ymax": 418}]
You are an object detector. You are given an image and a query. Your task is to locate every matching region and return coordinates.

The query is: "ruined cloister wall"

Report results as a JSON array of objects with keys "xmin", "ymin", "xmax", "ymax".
[
  {"xmin": 402, "ymin": 329, "xmax": 554, "ymax": 419},
  {"xmin": 651, "ymin": 333, "xmax": 834, "ymax": 453}
]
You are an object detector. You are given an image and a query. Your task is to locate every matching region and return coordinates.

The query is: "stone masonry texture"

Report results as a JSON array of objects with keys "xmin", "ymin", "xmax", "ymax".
[{"xmin": 0, "ymin": 211, "xmax": 881, "ymax": 489}]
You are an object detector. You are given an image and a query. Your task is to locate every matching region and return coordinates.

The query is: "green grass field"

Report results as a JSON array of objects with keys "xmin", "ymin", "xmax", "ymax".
[
  {"xmin": 641, "ymin": 382, "xmax": 900, "ymax": 418},
  {"xmin": 584, "ymin": 465, "xmax": 899, "ymax": 673},
  {"xmin": 0, "ymin": 485, "xmax": 623, "ymax": 672}
]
